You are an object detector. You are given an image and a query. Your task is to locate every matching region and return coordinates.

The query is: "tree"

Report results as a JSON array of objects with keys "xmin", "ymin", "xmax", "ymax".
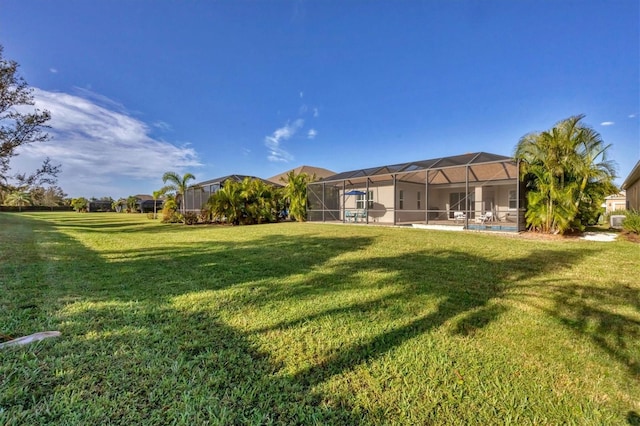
[
  {"xmin": 152, "ymin": 189, "xmax": 166, "ymax": 219},
  {"xmin": 126, "ymin": 195, "xmax": 138, "ymax": 213},
  {"xmin": 0, "ymin": 45, "xmax": 55, "ymax": 183},
  {"xmin": 240, "ymin": 177, "xmax": 278, "ymax": 224},
  {"xmin": 281, "ymin": 170, "xmax": 315, "ymax": 222},
  {"xmin": 515, "ymin": 115, "xmax": 617, "ymax": 234},
  {"xmin": 29, "ymin": 185, "xmax": 66, "ymax": 210},
  {"xmin": 206, "ymin": 180, "xmax": 243, "ymax": 225},
  {"xmin": 71, "ymin": 197, "xmax": 88, "ymax": 212},
  {"xmin": 4, "ymin": 190, "xmax": 32, "ymax": 211},
  {"xmin": 162, "ymin": 171, "xmax": 195, "ymax": 216}
]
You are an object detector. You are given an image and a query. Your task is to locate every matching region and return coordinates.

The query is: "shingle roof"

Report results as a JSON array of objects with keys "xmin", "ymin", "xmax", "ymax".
[{"xmin": 266, "ymin": 165, "xmax": 336, "ymax": 185}]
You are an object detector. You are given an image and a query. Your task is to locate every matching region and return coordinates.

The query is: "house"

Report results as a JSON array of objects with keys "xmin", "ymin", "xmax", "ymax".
[
  {"xmin": 307, "ymin": 152, "xmax": 526, "ymax": 231},
  {"xmin": 621, "ymin": 160, "xmax": 640, "ymax": 211},
  {"xmin": 87, "ymin": 200, "xmax": 113, "ymax": 212},
  {"xmin": 183, "ymin": 174, "xmax": 279, "ymax": 212},
  {"xmin": 603, "ymin": 191, "xmax": 626, "ymax": 214},
  {"xmin": 182, "ymin": 166, "xmax": 336, "ymax": 213}
]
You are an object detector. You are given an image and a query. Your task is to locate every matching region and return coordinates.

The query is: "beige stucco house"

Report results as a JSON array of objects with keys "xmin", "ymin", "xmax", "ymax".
[
  {"xmin": 307, "ymin": 152, "xmax": 525, "ymax": 231},
  {"xmin": 622, "ymin": 160, "xmax": 640, "ymax": 211}
]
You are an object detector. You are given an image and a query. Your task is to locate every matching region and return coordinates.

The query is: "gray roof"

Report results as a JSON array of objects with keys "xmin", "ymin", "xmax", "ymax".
[{"xmin": 319, "ymin": 152, "xmax": 514, "ymax": 183}]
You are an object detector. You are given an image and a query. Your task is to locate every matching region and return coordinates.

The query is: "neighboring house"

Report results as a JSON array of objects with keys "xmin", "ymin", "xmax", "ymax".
[
  {"xmin": 138, "ymin": 199, "xmax": 164, "ymax": 213},
  {"xmin": 307, "ymin": 152, "xmax": 525, "ymax": 231},
  {"xmin": 87, "ymin": 200, "xmax": 113, "ymax": 212},
  {"xmin": 183, "ymin": 174, "xmax": 280, "ymax": 212},
  {"xmin": 621, "ymin": 160, "xmax": 640, "ymax": 211},
  {"xmin": 266, "ymin": 165, "xmax": 336, "ymax": 186},
  {"xmin": 603, "ymin": 191, "xmax": 626, "ymax": 214}
]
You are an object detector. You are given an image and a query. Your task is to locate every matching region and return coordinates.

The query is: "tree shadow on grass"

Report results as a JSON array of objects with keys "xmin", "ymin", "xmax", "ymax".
[{"xmin": 3, "ymin": 214, "xmax": 638, "ymax": 423}]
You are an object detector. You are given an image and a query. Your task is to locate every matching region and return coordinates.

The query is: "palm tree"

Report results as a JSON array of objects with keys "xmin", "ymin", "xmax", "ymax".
[
  {"xmin": 281, "ymin": 171, "xmax": 314, "ymax": 222},
  {"xmin": 240, "ymin": 177, "xmax": 277, "ymax": 224},
  {"xmin": 515, "ymin": 115, "xmax": 617, "ymax": 234},
  {"xmin": 207, "ymin": 180, "xmax": 243, "ymax": 225},
  {"xmin": 162, "ymin": 171, "xmax": 195, "ymax": 216},
  {"xmin": 152, "ymin": 188, "xmax": 166, "ymax": 219},
  {"xmin": 5, "ymin": 191, "xmax": 32, "ymax": 211}
]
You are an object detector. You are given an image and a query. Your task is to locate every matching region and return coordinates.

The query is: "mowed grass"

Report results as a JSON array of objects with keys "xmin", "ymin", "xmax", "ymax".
[{"xmin": 1, "ymin": 212, "xmax": 639, "ymax": 425}]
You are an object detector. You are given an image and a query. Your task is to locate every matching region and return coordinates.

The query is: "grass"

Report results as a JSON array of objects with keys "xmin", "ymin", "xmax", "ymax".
[{"xmin": 1, "ymin": 212, "xmax": 639, "ymax": 425}]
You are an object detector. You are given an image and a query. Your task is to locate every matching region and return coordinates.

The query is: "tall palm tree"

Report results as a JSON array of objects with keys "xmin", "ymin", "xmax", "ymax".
[
  {"xmin": 152, "ymin": 188, "xmax": 166, "ymax": 219},
  {"xmin": 162, "ymin": 171, "xmax": 195, "ymax": 216},
  {"xmin": 5, "ymin": 191, "xmax": 32, "ymax": 212},
  {"xmin": 515, "ymin": 115, "xmax": 617, "ymax": 234},
  {"xmin": 281, "ymin": 171, "xmax": 314, "ymax": 222}
]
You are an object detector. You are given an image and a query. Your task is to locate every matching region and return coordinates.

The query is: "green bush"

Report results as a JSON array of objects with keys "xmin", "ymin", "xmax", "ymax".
[
  {"xmin": 183, "ymin": 211, "xmax": 199, "ymax": 225},
  {"xmin": 146, "ymin": 213, "xmax": 155, "ymax": 220},
  {"xmin": 622, "ymin": 210, "xmax": 640, "ymax": 234}
]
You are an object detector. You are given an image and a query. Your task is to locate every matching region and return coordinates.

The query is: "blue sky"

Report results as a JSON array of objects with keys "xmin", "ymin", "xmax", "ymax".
[{"xmin": 1, "ymin": 1, "xmax": 638, "ymax": 198}]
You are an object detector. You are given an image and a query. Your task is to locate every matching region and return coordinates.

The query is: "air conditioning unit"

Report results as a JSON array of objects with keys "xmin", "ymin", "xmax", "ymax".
[{"xmin": 610, "ymin": 215, "xmax": 625, "ymax": 229}]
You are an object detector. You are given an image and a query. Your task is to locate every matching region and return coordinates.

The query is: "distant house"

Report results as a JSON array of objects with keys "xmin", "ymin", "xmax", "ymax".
[
  {"xmin": 182, "ymin": 167, "xmax": 335, "ymax": 213},
  {"xmin": 603, "ymin": 191, "xmax": 626, "ymax": 214},
  {"xmin": 307, "ymin": 152, "xmax": 526, "ymax": 231},
  {"xmin": 622, "ymin": 160, "xmax": 640, "ymax": 211},
  {"xmin": 87, "ymin": 200, "xmax": 113, "ymax": 212},
  {"xmin": 266, "ymin": 165, "xmax": 336, "ymax": 186},
  {"xmin": 183, "ymin": 174, "xmax": 279, "ymax": 212}
]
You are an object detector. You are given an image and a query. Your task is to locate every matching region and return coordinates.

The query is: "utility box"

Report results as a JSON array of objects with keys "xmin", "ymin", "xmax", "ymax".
[{"xmin": 610, "ymin": 215, "xmax": 625, "ymax": 229}]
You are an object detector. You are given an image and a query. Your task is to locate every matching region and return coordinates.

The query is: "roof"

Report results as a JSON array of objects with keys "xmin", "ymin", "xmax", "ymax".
[
  {"xmin": 133, "ymin": 194, "xmax": 154, "ymax": 201},
  {"xmin": 621, "ymin": 160, "xmax": 640, "ymax": 190},
  {"xmin": 317, "ymin": 152, "xmax": 516, "ymax": 184},
  {"xmin": 266, "ymin": 165, "xmax": 336, "ymax": 185},
  {"xmin": 192, "ymin": 174, "xmax": 281, "ymax": 188}
]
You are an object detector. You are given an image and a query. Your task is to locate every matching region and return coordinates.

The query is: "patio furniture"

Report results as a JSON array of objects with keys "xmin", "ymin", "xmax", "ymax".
[
  {"xmin": 476, "ymin": 211, "xmax": 494, "ymax": 224},
  {"xmin": 345, "ymin": 210, "xmax": 355, "ymax": 222},
  {"xmin": 453, "ymin": 211, "xmax": 466, "ymax": 223}
]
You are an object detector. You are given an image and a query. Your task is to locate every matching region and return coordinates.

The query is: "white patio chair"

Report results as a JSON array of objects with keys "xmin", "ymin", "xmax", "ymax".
[{"xmin": 453, "ymin": 211, "xmax": 466, "ymax": 223}]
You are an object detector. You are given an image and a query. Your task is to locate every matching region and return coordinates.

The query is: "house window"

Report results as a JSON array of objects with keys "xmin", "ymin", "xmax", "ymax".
[
  {"xmin": 508, "ymin": 190, "xmax": 517, "ymax": 209},
  {"xmin": 356, "ymin": 191, "xmax": 373, "ymax": 209},
  {"xmin": 417, "ymin": 191, "xmax": 421, "ymax": 209},
  {"xmin": 449, "ymin": 191, "xmax": 473, "ymax": 218},
  {"xmin": 399, "ymin": 190, "xmax": 404, "ymax": 210}
]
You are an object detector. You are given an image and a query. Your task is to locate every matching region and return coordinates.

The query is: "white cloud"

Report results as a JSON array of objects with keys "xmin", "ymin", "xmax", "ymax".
[
  {"xmin": 264, "ymin": 119, "xmax": 304, "ymax": 162},
  {"xmin": 629, "ymin": 114, "xmax": 637, "ymax": 119},
  {"xmin": 49, "ymin": 68, "xmax": 58, "ymax": 74},
  {"xmin": 153, "ymin": 120, "xmax": 172, "ymax": 132},
  {"xmin": 313, "ymin": 107, "xmax": 319, "ymax": 118},
  {"xmin": 299, "ymin": 91, "xmax": 304, "ymax": 99},
  {"xmin": 13, "ymin": 88, "xmax": 200, "ymax": 197},
  {"xmin": 600, "ymin": 121, "xmax": 615, "ymax": 126},
  {"xmin": 307, "ymin": 129, "xmax": 317, "ymax": 139}
]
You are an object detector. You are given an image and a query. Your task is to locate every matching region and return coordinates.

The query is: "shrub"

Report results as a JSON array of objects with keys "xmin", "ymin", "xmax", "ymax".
[
  {"xmin": 622, "ymin": 210, "xmax": 640, "ymax": 234},
  {"xmin": 146, "ymin": 213, "xmax": 155, "ymax": 220},
  {"xmin": 183, "ymin": 211, "xmax": 199, "ymax": 225}
]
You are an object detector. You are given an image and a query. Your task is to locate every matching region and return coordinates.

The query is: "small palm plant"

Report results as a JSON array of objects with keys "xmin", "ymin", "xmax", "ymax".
[{"xmin": 5, "ymin": 191, "xmax": 32, "ymax": 212}]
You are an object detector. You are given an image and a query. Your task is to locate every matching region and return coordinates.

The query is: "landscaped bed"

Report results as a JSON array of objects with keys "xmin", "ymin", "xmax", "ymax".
[{"xmin": 1, "ymin": 212, "xmax": 638, "ymax": 425}]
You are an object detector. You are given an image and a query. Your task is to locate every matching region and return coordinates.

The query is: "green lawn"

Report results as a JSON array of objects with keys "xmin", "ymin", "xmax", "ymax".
[{"xmin": 1, "ymin": 212, "xmax": 639, "ymax": 425}]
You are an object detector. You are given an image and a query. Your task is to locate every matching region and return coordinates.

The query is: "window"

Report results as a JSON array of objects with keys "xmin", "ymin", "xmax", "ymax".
[
  {"xmin": 508, "ymin": 190, "xmax": 517, "ymax": 209},
  {"xmin": 449, "ymin": 191, "xmax": 474, "ymax": 218},
  {"xmin": 356, "ymin": 191, "xmax": 373, "ymax": 209},
  {"xmin": 399, "ymin": 190, "xmax": 404, "ymax": 210},
  {"xmin": 417, "ymin": 191, "xmax": 421, "ymax": 209}
]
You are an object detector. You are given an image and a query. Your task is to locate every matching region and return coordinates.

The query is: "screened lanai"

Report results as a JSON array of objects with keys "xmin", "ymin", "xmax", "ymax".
[
  {"xmin": 183, "ymin": 175, "xmax": 280, "ymax": 212},
  {"xmin": 307, "ymin": 152, "xmax": 526, "ymax": 231}
]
